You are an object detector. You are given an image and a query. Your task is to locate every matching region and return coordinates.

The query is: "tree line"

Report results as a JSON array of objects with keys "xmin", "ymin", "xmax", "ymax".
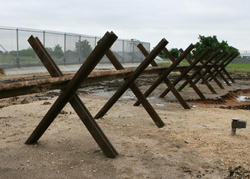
[
  {"xmin": 159, "ymin": 35, "xmax": 240, "ymax": 59},
  {"xmin": 0, "ymin": 40, "xmax": 93, "ymax": 60}
]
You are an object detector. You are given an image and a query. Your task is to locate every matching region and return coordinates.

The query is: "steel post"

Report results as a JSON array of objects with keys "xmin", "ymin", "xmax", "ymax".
[
  {"xmin": 64, "ymin": 33, "xmax": 66, "ymax": 66},
  {"xmin": 16, "ymin": 28, "xmax": 20, "ymax": 68}
]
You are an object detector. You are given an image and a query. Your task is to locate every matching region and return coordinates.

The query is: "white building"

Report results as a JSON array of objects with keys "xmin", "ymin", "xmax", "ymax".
[{"xmin": 240, "ymin": 50, "xmax": 250, "ymax": 58}]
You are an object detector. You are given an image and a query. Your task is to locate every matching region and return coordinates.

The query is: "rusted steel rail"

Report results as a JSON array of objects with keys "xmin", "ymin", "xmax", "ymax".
[{"xmin": 0, "ymin": 65, "xmax": 205, "ymax": 99}]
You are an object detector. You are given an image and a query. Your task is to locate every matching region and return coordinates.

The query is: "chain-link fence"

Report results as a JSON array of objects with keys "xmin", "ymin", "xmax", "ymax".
[{"xmin": 0, "ymin": 27, "xmax": 150, "ymax": 69}]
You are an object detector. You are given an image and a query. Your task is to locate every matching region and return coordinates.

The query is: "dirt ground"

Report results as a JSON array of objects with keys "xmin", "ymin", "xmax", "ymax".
[{"xmin": 0, "ymin": 73, "xmax": 250, "ymax": 179}]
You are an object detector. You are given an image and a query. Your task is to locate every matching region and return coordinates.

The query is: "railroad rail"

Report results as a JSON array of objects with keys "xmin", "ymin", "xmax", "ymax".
[{"xmin": 0, "ymin": 65, "xmax": 204, "ymax": 99}]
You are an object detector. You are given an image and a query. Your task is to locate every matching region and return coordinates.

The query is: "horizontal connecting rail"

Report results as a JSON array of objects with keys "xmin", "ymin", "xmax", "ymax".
[{"xmin": 0, "ymin": 65, "xmax": 207, "ymax": 99}]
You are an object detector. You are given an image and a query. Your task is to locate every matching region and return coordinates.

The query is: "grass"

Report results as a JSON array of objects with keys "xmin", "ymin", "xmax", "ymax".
[
  {"xmin": 157, "ymin": 60, "xmax": 200, "ymax": 67},
  {"xmin": 0, "ymin": 54, "xmax": 63, "ymax": 65},
  {"xmin": 226, "ymin": 63, "xmax": 250, "ymax": 73},
  {"xmin": 157, "ymin": 60, "xmax": 250, "ymax": 73}
]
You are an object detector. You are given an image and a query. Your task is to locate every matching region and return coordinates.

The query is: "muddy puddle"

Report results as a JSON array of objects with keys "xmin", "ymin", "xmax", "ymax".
[
  {"xmin": 188, "ymin": 88, "xmax": 250, "ymax": 110},
  {"xmin": 236, "ymin": 96, "xmax": 250, "ymax": 102}
]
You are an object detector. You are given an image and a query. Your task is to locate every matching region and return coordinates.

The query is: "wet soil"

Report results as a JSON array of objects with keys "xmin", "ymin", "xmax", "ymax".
[
  {"xmin": 188, "ymin": 88, "xmax": 250, "ymax": 110},
  {"xmin": 226, "ymin": 166, "xmax": 250, "ymax": 178}
]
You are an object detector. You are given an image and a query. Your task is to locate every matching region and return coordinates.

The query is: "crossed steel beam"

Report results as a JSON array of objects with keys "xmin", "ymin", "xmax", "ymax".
[
  {"xmin": 26, "ymin": 32, "xmax": 119, "ymax": 158},
  {"xmin": 191, "ymin": 50, "xmax": 226, "ymax": 89},
  {"xmin": 103, "ymin": 49, "xmax": 165, "ymax": 127},
  {"xmin": 134, "ymin": 45, "xmax": 236, "ymax": 107},
  {"xmin": 133, "ymin": 44, "xmax": 213, "ymax": 109},
  {"xmin": 24, "ymin": 32, "xmax": 237, "ymax": 158},
  {"xmin": 135, "ymin": 44, "xmax": 193, "ymax": 109},
  {"xmin": 178, "ymin": 48, "xmax": 217, "ymax": 94},
  {"xmin": 204, "ymin": 52, "xmax": 232, "ymax": 86},
  {"xmin": 157, "ymin": 48, "xmax": 214, "ymax": 99},
  {"xmin": 167, "ymin": 50, "xmax": 224, "ymax": 96},
  {"xmin": 207, "ymin": 53, "xmax": 237, "ymax": 83},
  {"xmin": 175, "ymin": 50, "xmax": 221, "ymax": 93},
  {"xmin": 219, "ymin": 58, "xmax": 236, "ymax": 83},
  {"xmin": 94, "ymin": 39, "xmax": 168, "ymax": 126},
  {"xmin": 159, "ymin": 47, "xmax": 209, "ymax": 99},
  {"xmin": 195, "ymin": 51, "xmax": 237, "ymax": 86},
  {"xmin": 177, "ymin": 51, "xmax": 236, "ymax": 92}
]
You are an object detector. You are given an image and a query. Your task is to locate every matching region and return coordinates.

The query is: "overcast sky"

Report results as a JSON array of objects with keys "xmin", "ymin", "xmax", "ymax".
[{"xmin": 0, "ymin": 0, "xmax": 249, "ymax": 51}]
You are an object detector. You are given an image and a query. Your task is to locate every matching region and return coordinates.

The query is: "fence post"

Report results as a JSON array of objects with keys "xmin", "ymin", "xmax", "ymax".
[
  {"xmin": 16, "ymin": 28, "xmax": 20, "ymax": 68},
  {"xmin": 141, "ymin": 42, "xmax": 145, "ymax": 62},
  {"xmin": 132, "ymin": 39, "xmax": 134, "ymax": 63},
  {"xmin": 94, "ymin": 37, "xmax": 97, "ymax": 47},
  {"xmin": 148, "ymin": 43, "xmax": 150, "ymax": 62},
  {"xmin": 43, "ymin": 31, "xmax": 45, "ymax": 46},
  {"xmin": 122, "ymin": 40, "xmax": 125, "ymax": 63},
  {"xmin": 64, "ymin": 33, "xmax": 66, "ymax": 66},
  {"xmin": 79, "ymin": 35, "xmax": 81, "ymax": 64}
]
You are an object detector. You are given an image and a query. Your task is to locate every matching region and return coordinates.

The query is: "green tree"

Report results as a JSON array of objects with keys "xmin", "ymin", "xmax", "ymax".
[
  {"xmin": 170, "ymin": 48, "xmax": 180, "ymax": 59},
  {"xmin": 45, "ymin": 47, "xmax": 53, "ymax": 55},
  {"xmin": 18, "ymin": 47, "xmax": 36, "ymax": 57},
  {"xmin": 158, "ymin": 50, "xmax": 167, "ymax": 59},
  {"xmin": 158, "ymin": 48, "xmax": 180, "ymax": 59},
  {"xmin": 75, "ymin": 40, "xmax": 92, "ymax": 59},
  {"xmin": 195, "ymin": 35, "xmax": 239, "ymax": 56},
  {"xmin": 8, "ymin": 48, "xmax": 36, "ymax": 57},
  {"xmin": 53, "ymin": 44, "xmax": 64, "ymax": 58},
  {"xmin": 9, "ymin": 50, "xmax": 16, "ymax": 56}
]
